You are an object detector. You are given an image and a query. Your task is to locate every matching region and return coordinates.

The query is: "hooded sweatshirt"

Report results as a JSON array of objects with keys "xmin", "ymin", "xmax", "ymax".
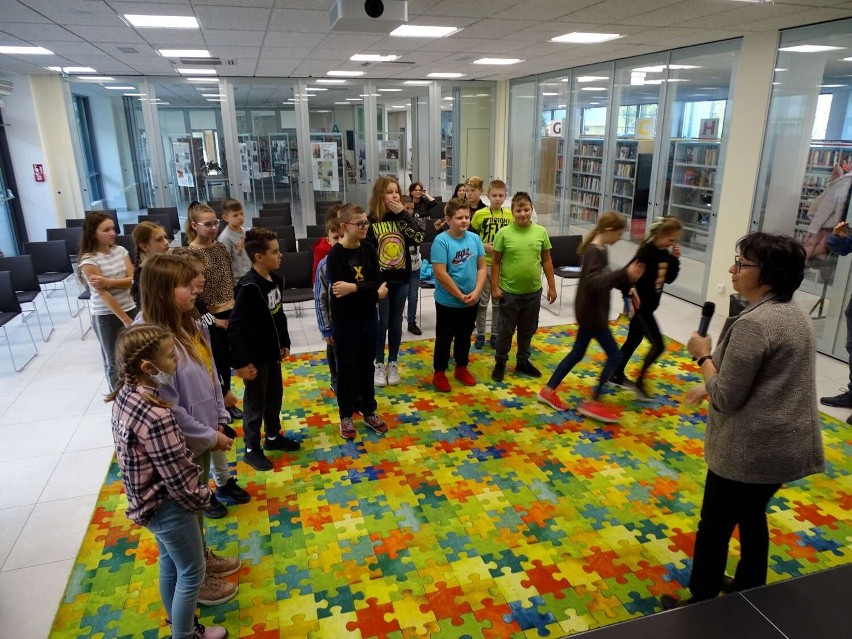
[{"xmin": 228, "ymin": 267, "xmax": 291, "ymax": 368}]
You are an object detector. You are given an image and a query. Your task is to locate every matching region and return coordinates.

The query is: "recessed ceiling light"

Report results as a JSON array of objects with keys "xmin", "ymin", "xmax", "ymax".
[
  {"xmin": 390, "ymin": 105, "xmax": 406, "ymax": 108},
  {"xmin": 177, "ymin": 68, "xmax": 217, "ymax": 75},
  {"xmin": 194, "ymin": 87, "xmax": 218, "ymax": 91},
  {"xmin": 0, "ymin": 46, "xmax": 53, "ymax": 55},
  {"xmin": 403, "ymin": 80, "xmax": 432, "ymax": 85},
  {"xmin": 346, "ymin": 97, "xmax": 363, "ymax": 101},
  {"xmin": 427, "ymin": 72, "xmax": 464, "ymax": 78},
  {"xmin": 359, "ymin": 93, "xmax": 381, "ymax": 97},
  {"xmin": 557, "ymin": 104, "xmax": 566, "ymax": 108},
  {"xmin": 442, "ymin": 97, "xmax": 453, "ymax": 101},
  {"xmin": 201, "ymin": 93, "xmax": 225, "ymax": 97},
  {"xmin": 778, "ymin": 44, "xmax": 844, "ymax": 53},
  {"xmin": 541, "ymin": 92, "xmax": 558, "ymax": 96},
  {"xmin": 378, "ymin": 88, "xmax": 402, "ymax": 92},
  {"xmin": 123, "ymin": 93, "xmax": 146, "ymax": 97},
  {"xmin": 580, "ymin": 87, "xmax": 607, "ymax": 91},
  {"xmin": 667, "ymin": 64, "xmax": 699, "ymax": 70},
  {"xmin": 124, "ymin": 14, "xmax": 200, "ymax": 29},
  {"xmin": 155, "ymin": 101, "xmax": 170, "ymax": 105},
  {"xmin": 821, "ymin": 84, "xmax": 844, "ymax": 88},
  {"xmin": 350, "ymin": 54, "xmax": 400, "ymax": 62},
  {"xmin": 315, "ymin": 110, "xmax": 331, "ymax": 113},
  {"xmin": 328, "ymin": 70, "xmax": 364, "ymax": 77},
  {"xmin": 158, "ymin": 49, "xmax": 210, "ymax": 57},
  {"xmin": 48, "ymin": 66, "xmax": 96, "ymax": 74},
  {"xmin": 206, "ymin": 98, "xmax": 225, "ymax": 102},
  {"xmin": 390, "ymin": 25, "xmax": 459, "ymax": 38},
  {"xmin": 576, "ymin": 76, "xmax": 609, "ymax": 82},
  {"xmin": 74, "ymin": 76, "xmax": 115, "ymax": 81},
  {"xmin": 473, "ymin": 58, "xmax": 522, "ymax": 65},
  {"xmin": 634, "ymin": 65, "xmax": 666, "ymax": 73},
  {"xmin": 551, "ymin": 32, "xmax": 622, "ymax": 44},
  {"xmin": 187, "ymin": 78, "xmax": 218, "ymax": 83},
  {"xmin": 305, "ymin": 87, "xmax": 328, "ymax": 91},
  {"xmin": 104, "ymin": 86, "xmax": 136, "ymax": 90},
  {"xmin": 334, "ymin": 101, "xmax": 351, "ymax": 105},
  {"xmin": 316, "ymin": 79, "xmax": 346, "ymax": 84}
]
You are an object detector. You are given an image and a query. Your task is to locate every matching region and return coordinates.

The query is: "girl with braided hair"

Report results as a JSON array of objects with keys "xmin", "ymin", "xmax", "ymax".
[{"xmin": 107, "ymin": 323, "xmax": 227, "ymax": 639}]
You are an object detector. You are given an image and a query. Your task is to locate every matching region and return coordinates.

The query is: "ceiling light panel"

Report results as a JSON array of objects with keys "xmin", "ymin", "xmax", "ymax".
[
  {"xmin": 551, "ymin": 32, "xmax": 622, "ymax": 44},
  {"xmin": 177, "ymin": 68, "xmax": 217, "ymax": 75},
  {"xmin": 350, "ymin": 54, "xmax": 400, "ymax": 62},
  {"xmin": 327, "ymin": 70, "xmax": 364, "ymax": 77},
  {"xmin": 778, "ymin": 44, "xmax": 844, "ymax": 53},
  {"xmin": 427, "ymin": 72, "xmax": 464, "ymax": 78},
  {"xmin": 474, "ymin": 58, "xmax": 522, "ymax": 65},
  {"xmin": 124, "ymin": 15, "xmax": 199, "ymax": 29},
  {"xmin": 390, "ymin": 25, "xmax": 459, "ymax": 38},
  {"xmin": 158, "ymin": 49, "xmax": 210, "ymax": 58},
  {"xmin": 0, "ymin": 46, "xmax": 53, "ymax": 55},
  {"xmin": 316, "ymin": 79, "xmax": 346, "ymax": 84}
]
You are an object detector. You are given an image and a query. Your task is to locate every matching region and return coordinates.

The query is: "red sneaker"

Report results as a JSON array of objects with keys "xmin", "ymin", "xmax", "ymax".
[
  {"xmin": 536, "ymin": 386, "xmax": 570, "ymax": 412},
  {"xmin": 453, "ymin": 366, "xmax": 477, "ymax": 386},
  {"xmin": 433, "ymin": 370, "xmax": 451, "ymax": 392},
  {"xmin": 577, "ymin": 400, "xmax": 621, "ymax": 424}
]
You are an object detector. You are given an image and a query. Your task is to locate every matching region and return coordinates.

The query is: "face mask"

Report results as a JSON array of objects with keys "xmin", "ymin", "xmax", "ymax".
[{"xmin": 150, "ymin": 366, "xmax": 173, "ymax": 386}]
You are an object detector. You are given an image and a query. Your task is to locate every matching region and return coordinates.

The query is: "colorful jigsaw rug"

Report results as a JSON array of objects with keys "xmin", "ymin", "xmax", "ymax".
[{"xmin": 51, "ymin": 323, "xmax": 851, "ymax": 638}]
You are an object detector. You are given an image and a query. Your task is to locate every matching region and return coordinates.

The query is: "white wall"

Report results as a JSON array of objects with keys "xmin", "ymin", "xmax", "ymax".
[{"xmin": 3, "ymin": 74, "xmax": 84, "ymax": 242}]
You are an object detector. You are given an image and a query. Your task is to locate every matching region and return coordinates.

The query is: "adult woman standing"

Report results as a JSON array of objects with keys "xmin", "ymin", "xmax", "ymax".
[
  {"xmin": 664, "ymin": 232, "xmax": 825, "ymax": 608},
  {"xmin": 78, "ymin": 212, "xmax": 136, "ymax": 389}
]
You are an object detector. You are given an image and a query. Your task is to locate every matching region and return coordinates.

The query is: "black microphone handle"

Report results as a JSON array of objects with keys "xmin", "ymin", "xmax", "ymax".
[{"xmin": 698, "ymin": 316, "xmax": 711, "ymax": 337}]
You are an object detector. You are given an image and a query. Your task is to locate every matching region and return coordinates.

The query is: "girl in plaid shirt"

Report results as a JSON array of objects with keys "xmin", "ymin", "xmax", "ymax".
[{"xmin": 109, "ymin": 324, "xmax": 227, "ymax": 639}]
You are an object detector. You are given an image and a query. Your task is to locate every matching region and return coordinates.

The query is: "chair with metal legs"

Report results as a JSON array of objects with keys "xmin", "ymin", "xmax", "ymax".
[
  {"xmin": 23, "ymin": 240, "xmax": 79, "ymax": 317},
  {"xmin": 0, "ymin": 271, "xmax": 38, "ymax": 371},
  {"xmin": 0, "ymin": 255, "xmax": 54, "ymax": 341}
]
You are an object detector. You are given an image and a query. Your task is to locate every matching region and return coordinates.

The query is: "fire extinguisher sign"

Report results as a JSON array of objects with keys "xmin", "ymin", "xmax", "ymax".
[{"xmin": 33, "ymin": 164, "xmax": 45, "ymax": 182}]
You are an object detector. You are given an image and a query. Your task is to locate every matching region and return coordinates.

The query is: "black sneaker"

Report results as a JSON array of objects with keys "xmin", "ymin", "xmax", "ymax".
[
  {"xmin": 491, "ymin": 361, "xmax": 506, "ymax": 382},
  {"xmin": 820, "ymin": 389, "xmax": 852, "ymax": 408},
  {"xmin": 244, "ymin": 448, "xmax": 273, "ymax": 471},
  {"xmin": 489, "ymin": 334, "xmax": 497, "ymax": 349},
  {"xmin": 474, "ymin": 334, "xmax": 485, "ymax": 349},
  {"xmin": 515, "ymin": 360, "xmax": 542, "ymax": 378},
  {"xmin": 215, "ymin": 477, "xmax": 250, "ymax": 505},
  {"xmin": 221, "ymin": 423, "xmax": 238, "ymax": 440},
  {"xmin": 720, "ymin": 575, "xmax": 738, "ymax": 594},
  {"xmin": 660, "ymin": 594, "xmax": 696, "ymax": 610},
  {"xmin": 408, "ymin": 322, "xmax": 422, "ymax": 336},
  {"xmin": 847, "ymin": 414, "xmax": 852, "ymax": 425},
  {"xmin": 202, "ymin": 493, "xmax": 228, "ymax": 519},
  {"xmin": 264, "ymin": 434, "xmax": 301, "ymax": 452},
  {"xmin": 226, "ymin": 405, "xmax": 243, "ymax": 420},
  {"xmin": 608, "ymin": 373, "xmax": 629, "ymax": 389}
]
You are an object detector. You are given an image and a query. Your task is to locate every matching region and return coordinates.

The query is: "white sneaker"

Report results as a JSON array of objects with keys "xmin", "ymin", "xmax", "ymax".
[
  {"xmin": 387, "ymin": 361, "xmax": 400, "ymax": 385},
  {"xmin": 374, "ymin": 362, "xmax": 387, "ymax": 387}
]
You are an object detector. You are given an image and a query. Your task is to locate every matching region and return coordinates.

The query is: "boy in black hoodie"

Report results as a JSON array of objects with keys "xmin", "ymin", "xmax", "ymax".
[{"xmin": 228, "ymin": 227, "xmax": 300, "ymax": 471}]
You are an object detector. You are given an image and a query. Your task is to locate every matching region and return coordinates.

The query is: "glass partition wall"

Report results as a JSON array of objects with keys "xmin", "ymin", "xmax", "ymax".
[{"xmin": 533, "ymin": 73, "xmax": 570, "ymax": 236}]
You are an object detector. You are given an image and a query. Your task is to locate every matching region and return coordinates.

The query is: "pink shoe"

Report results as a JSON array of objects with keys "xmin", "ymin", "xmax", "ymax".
[{"xmin": 577, "ymin": 400, "xmax": 621, "ymax": 423}]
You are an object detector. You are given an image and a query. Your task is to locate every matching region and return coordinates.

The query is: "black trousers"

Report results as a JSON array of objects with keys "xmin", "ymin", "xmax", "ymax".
[
  {"xmin": 242, "ymin": 361, "xmax": 283, "ymax": 451},
  {"xmin": 613, "ymin": 307, "xmax": 664, "ymax": 382},
  {"xmin": 433, "ymin": 302, "xmax": 477, "ymax": 372},
  {"xmin": 326, "ymin": 342, "xmax": 337, "ymax": 383},
  {"xmin": 689, "ymin": 469, "xmax": 781, "ymax": 600},
  {"xmin": 334, "ymin": 316, "xmax": 378, "ymax": 419},
  {"xmin": 209, "ymin": 309, "xmax": 232, "ymax": 396}
]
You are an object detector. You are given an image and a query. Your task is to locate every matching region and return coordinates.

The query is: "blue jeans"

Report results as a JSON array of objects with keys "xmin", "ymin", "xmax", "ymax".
[
  {"xmin": 145, "ymin": 499, "xmax": 205, "ymax": 639},
  {"xmin": 547, "ymin": 327, "xmax": 622, "ymax": 400},
  {"xmin": 92, "ymin": 307, "xmax": 135, "ymax": 391},
  {"xmin": 406, "ymin": 267, "xmax": 421, "ymax": 324},
  {"xmin": 376, "ymin": 281, "xmax": 409, "ymax": 363}
]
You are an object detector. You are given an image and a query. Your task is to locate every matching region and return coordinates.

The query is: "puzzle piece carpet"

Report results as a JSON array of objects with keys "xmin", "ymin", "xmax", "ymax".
[{"xmin": 50, "ymin": 322, "xmax": 851, "ymax": 638}]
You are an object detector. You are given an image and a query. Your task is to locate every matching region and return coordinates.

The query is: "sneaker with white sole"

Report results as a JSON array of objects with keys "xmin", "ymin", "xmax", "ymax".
[
  {"xmin": 386, "ymin": 362, "xmax": 400, "ymax": 385},
  {"xmin": 374, "ymin": 362, "xmax": 387, "ymax": 387},
  {"xmin": 363, "ymin": 414, "xmax": 389, "ymax": 434},
  {"xmin": 340, "ymin": 417, "xmax": 357, "ymax": 439},
  {"xmin": 197, "ymin": 574, "xmax": 237, "ymax": 606},
  {"xmin": 624, "ymin": 380, "xmax": 654, "ymax": 403},
  {"xmin": 205, "ymin": 548, "xmax": 240, "ymax": 577}
]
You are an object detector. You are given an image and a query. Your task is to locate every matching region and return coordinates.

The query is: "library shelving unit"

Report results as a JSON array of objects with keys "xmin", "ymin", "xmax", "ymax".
[
  {"xmin": 667, "ymin": 139, "xmax": 720, "ymax": 252},
  {"xmin": 554, "ymin": 137, "xmax": 567, "ymax": 219},
  {"xmin": 796, "ymin": 142, "xmax": 852, "ymax": 244},
  {"xmin": 611, "ymin": 140, "xmax": 638, "ymax": 217},
  {"xmin": 570, "ymin": 138, "xmax": 604, "ymax": 224}
]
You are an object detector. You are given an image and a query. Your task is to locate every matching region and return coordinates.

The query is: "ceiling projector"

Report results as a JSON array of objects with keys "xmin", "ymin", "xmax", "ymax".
[{"xmin": 329, "ymin": 0, "xmax": 409, "ymax": 33}]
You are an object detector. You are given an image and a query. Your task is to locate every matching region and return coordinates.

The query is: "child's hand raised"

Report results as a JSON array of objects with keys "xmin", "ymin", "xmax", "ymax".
[{"xmin": 626, "ymin": 261, "xmax": 645, "ymax": 282}]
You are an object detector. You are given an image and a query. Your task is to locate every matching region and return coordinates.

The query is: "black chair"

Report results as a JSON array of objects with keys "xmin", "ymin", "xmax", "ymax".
[
  {"xmin": 544, "ymin": 234, "xmax": 582, "ymax": 315},
  {"xmin": 262, "ymin": 202, "xmax": 291, "ymax": 216},
  {"xmin": 86, "ymin": 209, "xmax": 120, "ymax": 235},
  {"xmin": 123, "ymin": 223, "xmax": 137, "ymax": 236},
  {"xmin": 0, "ymin": 255, "xmax": 53, "ymax": 340},
  {"xmin": 315, "ymin": 212, "xmax": 327, "ymax": 226},
  {"xmin": 147, "ymin": 206, "xmax": 181, "ymax": 232},
  {"xmin": 255, "ymin": 209, "xmax": 293, "ymax": 226},
  {"xmin": 265, "ymin": 226, "xmax": 296, "ymax": 253},
  {"xmin": 297, "ymin": 237, "xmax": 317, "ymax": 253},
  {"xmin": 138, "ymin": 214, "xmax": 174, "ymax": 240},
  {"xmin": 65, "ymin": 218, "xmax": 85, "ymax": 228},
  {"xmin": 207, "ymin": 200, "xmax": 224, "ymax": 215},
  {"xmin": 316, "ymin": 201, "xmax": 341, "ymax": 222},
  {"xmin": 113, "ymin": 235, "xmax": 138, "ymax": 264},
  {"xmin": 275, "ymin": 251, "xmax": 313, "ymax": 316},
  {"xmin": 46, "ymin": 227, "xmax": 83, "ymax": 259},
  {"xmin": 251, "ymin": 215, "xmax": 290, "ymax": 228},
  {"xmin": 306, "ymin": 224, "xmax": 326, "ymax": 239},
  {"xmin": 418, "ymin": 241, "xmax": 435, "ymax": 324},
  {"xmin": 0, "ymin": 270, "xmax": 38, "ymax": 371},
  {"xmin": 22, "ymin": 240, "xmax": 78, "ymax": 317},
  {"xmin": 427, "ymin": 199, "xmax": 445, "ymax": 219},
  {"xmin": 424, "ymin": 223, "xmax": 440, "ymax": 242}
]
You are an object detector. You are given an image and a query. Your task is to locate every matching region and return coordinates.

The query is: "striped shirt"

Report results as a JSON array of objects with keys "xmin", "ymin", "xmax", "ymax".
[
  {"xmin": 111, "ymin": 384, "xmax": 211, "ymax": 526},
  {"xmin": 79, "ymin": 245, "xmax": 134, "ymax": 316}
]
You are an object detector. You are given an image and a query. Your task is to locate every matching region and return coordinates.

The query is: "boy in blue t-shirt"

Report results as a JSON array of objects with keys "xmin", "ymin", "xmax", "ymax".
[{"xmin": 430, "ymin": 197, "xmax": 487, "ymax": 392}]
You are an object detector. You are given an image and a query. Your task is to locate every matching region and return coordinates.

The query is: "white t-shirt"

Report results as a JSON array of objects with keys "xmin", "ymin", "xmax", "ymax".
[{"xmin": 79, "ymin": 245, "xmax": 135, "ymax": 316}]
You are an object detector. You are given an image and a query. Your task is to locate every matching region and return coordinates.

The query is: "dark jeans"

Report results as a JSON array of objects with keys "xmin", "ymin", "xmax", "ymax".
[
  {"xmin": 407, "ymin": 267, "xmax": 421, "ymax": 324},
  {"xmin": 434, "ymin": 302, "xmax": 477, "ymax": 372},
  {"xmin": 242, "ymin": 361, "xmax": 283, "ymax": 451},
  {"xmin": 377, "ymin": 281, "xmax": 409, "ymax": 363},
  {"xmin": 547, "ymin": 326, "xmax": 621, "ymax": 399},
  {"xmin": 335, "ymin": 316, "xmax": 379, "ymax": 419},
  {"xmin": 326, "ymin": 342, "xmax": 337, "ymax": 386},
  {"xmin": 93, "ymin": 307, "xmax": 135, "ymax": 391},
  {"xmin": 689, "ymin": 469, "xmax": 781, "ymax": 600},
  {"xmin": 494, "ymin": 290, "xmax": 541, "ymax": 365},
  {"xmin": 209, "ymin": 309, "xmax": 232, "ymax": 397},
  {"xmin": 613, "ymin": 308, "xmax": 665, "ymax": 382}
]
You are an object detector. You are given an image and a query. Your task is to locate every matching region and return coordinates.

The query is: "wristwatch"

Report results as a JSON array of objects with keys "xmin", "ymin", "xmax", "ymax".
[{"xmin": 697, "ymin": 355, "xmax": 713, "ymax": 366}]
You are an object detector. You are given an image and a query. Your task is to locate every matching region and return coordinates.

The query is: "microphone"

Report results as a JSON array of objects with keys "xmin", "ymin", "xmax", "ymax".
[{"xmin": 698, "ymin": 301, "xmax": 715, "ymax": 337}]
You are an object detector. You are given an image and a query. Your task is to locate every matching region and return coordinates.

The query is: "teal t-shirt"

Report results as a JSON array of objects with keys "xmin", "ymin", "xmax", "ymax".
[
  {"xmin": 431, "ymin": 230, "xmax": 485, "ymax": 307},
  {"xmin": 493, "ymin": 223, "xmax": 552, "ymax": 294}
]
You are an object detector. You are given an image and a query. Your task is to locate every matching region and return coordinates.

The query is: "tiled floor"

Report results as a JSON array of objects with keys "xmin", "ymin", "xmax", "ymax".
[{"xmin": 0, "ymin": 279, "xmax": 849, "ymax": 638}]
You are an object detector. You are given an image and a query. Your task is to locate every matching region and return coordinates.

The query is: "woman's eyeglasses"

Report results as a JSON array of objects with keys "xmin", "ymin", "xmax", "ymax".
[{"xmin": 733, "ymin": 256, "xmax": 759, "ymax": 273}]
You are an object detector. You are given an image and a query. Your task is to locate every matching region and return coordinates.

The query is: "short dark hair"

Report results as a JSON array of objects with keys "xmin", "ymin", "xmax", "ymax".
[
  {"xmin": 736, "ymin": 232, "xmax": 805, "ymax": 302},
  {"xmin": 444, "ymin": 197, "xmax": 470, "ymax": 219},
  {"xmin": 245, "ymin": 227, "xmax": 277, "ymax": 263}
]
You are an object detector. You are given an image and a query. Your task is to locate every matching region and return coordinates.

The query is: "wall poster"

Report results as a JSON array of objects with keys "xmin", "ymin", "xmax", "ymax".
[
  {"xmin": 312, "ymin": 142, "xmax": 339, "ymax": 192},
  {"xmin": 173, "ymin": 142, "xmax": 194, "ymax": 188}
]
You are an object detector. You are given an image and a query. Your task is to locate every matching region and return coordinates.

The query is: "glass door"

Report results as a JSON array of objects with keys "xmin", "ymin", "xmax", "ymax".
[
  {"xmin": 508, "ymin": 78, "xmax": 537, "ymax": 197},
  {"xmin": 533, "ymin": 73, "xmax": 570, "ymax": 236},
  {"xmin": 567, "ymin": 63, "xmax": 613, "ymax": 231},
  {"xmin": 0, "ymin": 161, "xmax": 17, "ymax": 256}
]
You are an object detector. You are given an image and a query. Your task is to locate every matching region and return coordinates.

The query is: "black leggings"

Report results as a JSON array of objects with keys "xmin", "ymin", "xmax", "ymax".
[
  {"xmin": 209, "ymin": 309, "xmax": 232, "ymax": 397},
  {"xmin": 614, "ymin": 308, "xmax": 665, "ymax": 382}
]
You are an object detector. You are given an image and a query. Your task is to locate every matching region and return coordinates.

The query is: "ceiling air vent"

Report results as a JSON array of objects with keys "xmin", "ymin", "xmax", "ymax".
[{"xmin": 179, "ymin": 57, "xmax": 222, "ymax": 66}]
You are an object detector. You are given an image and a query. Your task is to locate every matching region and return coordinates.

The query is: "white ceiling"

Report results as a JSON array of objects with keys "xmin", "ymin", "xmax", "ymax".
[{"xmin": 1, "ymin": 0, "xmax": 852, "ymax": 82}]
